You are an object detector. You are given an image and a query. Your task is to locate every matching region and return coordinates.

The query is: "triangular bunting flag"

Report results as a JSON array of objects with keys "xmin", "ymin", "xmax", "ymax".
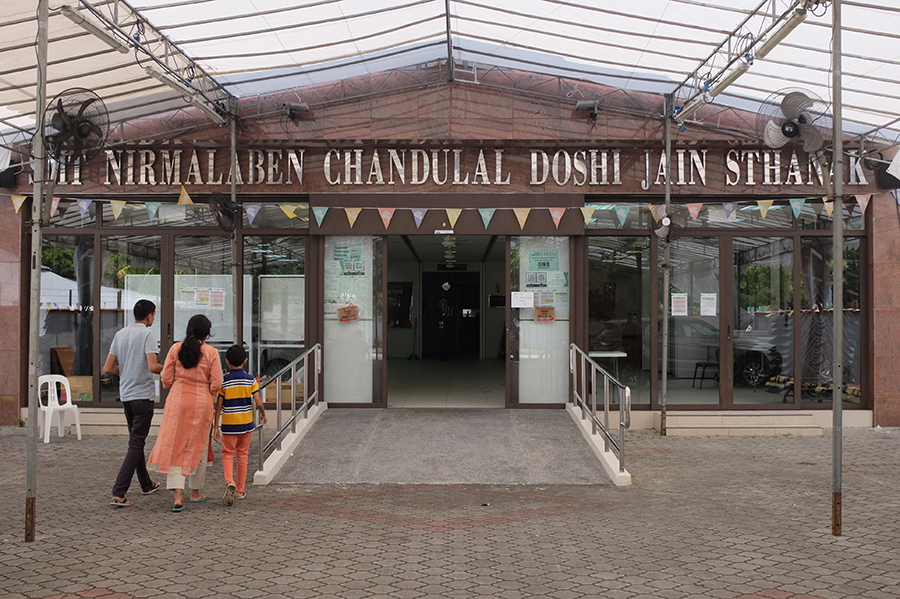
[
  {"xmin": 757, "ymin": 199, "xmax": 774, "ymax": 219},
  {"xmin": 379, "ymin": 208, "xmax": 396, "ymax": 229},
  {"xmin": 11, "ymin": 195, "xmax": 25, "ymax": 214},
  {"xmin": 888, "ymin": 150, "xmax": 900, "ymax": 180},
  {"xmin": 823, "ymin": 200, "xmax": 834, "ymax": 217},
  {"xmin": 446, "ymin": 208, "xmax": 462, "ymax": 229},
  {"xmin": 345, "ymin": 207, "xmax": 362, "ymax": 228},
  {"xmin": 50, "ymin": 197, "xmax": 61, "ymax": 217},
  {"xmin": 686, "ymin": 203, "xmax": 703, "ymax": 221},
  {"xmin": 479, "ymin": 208, "xmax": 496, "ymax": 229},
  {"xmin": 280, "ymin": 204, "xmax": 298, "ymax": 219},
  {"xmin": 855, "ymin": 194, "xmax": 870, "ymax": 215},
  {"xmin": 723, "ymin": 202, "xmax": 738, "ymax": 220},
  {"xmin": 76, "ymin": 199, "xmax": 92, "ymax": 216},
  {"xmin": 513, "ymin": 208, "xmax": 530, "ymax": 230},
  {"xmin": 110, "ymin": 200, "xmax": 126, "ymax": 220},
  {"xmin": 311, "ymin": 207, "xmax": 327, "ymax": 227},
  {"xmin": 412, "ymin": 208, "xmax": 427, "ymax": 229},
  {"xmin": 614, "ymin": 205, "xmax": 631, "ymax": 227},
  {"xmin": 246, "ymin": 205, "xmax": 261, "ymax": 225},
  {"xmin": 177, "ymin": 185, "xmax": 193, "ymax": 205},
  {"xmin": 548, "ymin": 207, "xmax": 565, "ymax": 229},
  {"xmin": 789, "ymin": 198, "xmax": 806, "ymax": 219},
  {"xmin": 145, "ymin": 202, "xmax": 160, "ymax": 221},
  {"xmin": 580, "ymin": 206, "xmax": 596, "ymax": 225},
  {"xmin": 893, "ymin": 189, "xmax": 900, "ymax": 205}
]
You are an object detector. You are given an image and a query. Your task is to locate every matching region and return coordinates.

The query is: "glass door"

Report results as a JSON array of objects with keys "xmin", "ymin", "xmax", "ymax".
[
  {"xmin": 509, "ymin": 236, "xmax": 570, "ymax": 405},
  {"xmin": 660, "ymin": 236, "xmax": 722, "ymax": 406}
]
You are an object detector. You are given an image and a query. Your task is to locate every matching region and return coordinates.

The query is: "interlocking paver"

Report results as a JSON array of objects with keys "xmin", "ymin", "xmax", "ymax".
[{"xmin": 3, "ymin": 426, "xmax": 900, "ymax": 598}]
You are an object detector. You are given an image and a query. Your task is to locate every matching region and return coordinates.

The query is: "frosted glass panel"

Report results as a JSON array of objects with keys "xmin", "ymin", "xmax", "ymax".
[
  {"xmin": 324, "ymin": 236, "xmax": 380, "ymax": 404},
  {"xmin": 512, "ymin": 236, "xmax": 570, "ymax": 404}
]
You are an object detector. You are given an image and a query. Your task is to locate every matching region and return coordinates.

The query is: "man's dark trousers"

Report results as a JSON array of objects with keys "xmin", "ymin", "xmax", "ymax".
[{"xmin": 112, "ymin": 399, "xmax": 155, "ymax": 497}]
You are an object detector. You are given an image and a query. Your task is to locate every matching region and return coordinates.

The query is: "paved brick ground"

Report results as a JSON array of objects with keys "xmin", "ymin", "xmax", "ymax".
[{"xmin": 2, "ymin": 423, "xmax": 900, "ymax": 599}]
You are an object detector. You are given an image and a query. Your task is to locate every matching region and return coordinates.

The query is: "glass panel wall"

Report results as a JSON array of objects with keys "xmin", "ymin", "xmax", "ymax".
[
  {"xmin": 587, "ymin": 236, "xmax": 650, "ymax": 405},
  {"xmin": 732, "ymin": 237, "xmax": 793, "ymax": 405},
  {"xmin": 800, "ymin": 237, "xmax": 863, "ymax": 404},
  {"xmin": 659, "ymin": 237, "xmax": 720, "ymax": 406},
  {"xmin": 41, "ymin": 236, "xmax": 95, "ymax": 403},
  {"xmin": 324, "ymin": 236, "xmax": 383, "ymax": 404},
  {"xmin": 244, "ymin": 235, "xmax": 306, "ymax": 379},
  {"xmin": 99, "ymin": 236, "xmax": 162, "ymax": 403},
  {"xmin": 511, "ymin": 236, "xmax": 570, "ymax": 404}
]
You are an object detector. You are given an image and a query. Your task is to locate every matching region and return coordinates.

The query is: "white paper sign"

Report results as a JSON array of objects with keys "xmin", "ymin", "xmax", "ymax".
[
  {"xmin": 671, "ymin": 293, "xmax": 688, "ymax": 316},
  {"xmin": 700, "ymin": 293, "xmax": 717, "ymax": 316},
  {"xmin": 511, "ymin": 291, "xmax": 535, "ymax": 308}
]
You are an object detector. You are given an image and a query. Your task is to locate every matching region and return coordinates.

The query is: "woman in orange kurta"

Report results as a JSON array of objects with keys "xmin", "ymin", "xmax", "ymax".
[{"xmin": 148, "ymin": 315, "xmax": 223, "ymax": 511}]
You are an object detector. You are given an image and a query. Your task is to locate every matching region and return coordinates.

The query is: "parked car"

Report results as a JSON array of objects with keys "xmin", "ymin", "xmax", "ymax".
[{"xmin": 591, "ymin": 316, "xmax": 782, "ymax": 386}]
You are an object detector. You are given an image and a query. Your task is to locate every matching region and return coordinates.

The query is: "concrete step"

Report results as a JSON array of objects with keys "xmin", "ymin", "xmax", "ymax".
[{"xmin": 654, "ymin": 411, "xmax": 823, "ymax": 437}]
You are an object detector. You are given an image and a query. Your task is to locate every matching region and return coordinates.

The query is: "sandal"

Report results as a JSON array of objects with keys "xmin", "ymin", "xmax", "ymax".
[
  {"xmin": 142, "ymin": 482, "xmax": 161, "ymax": 495},
  {"xmin": 110, "ymin": 497, "xmax": 132, "ymax": 508},
  {"xmin": 172, "ymin": 504, "xmax": 185, "ymax": 512}
]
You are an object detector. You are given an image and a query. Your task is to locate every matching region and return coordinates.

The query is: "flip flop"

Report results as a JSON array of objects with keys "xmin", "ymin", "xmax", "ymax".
[
  {"xmin": 110, "ymin": 498, "xmax": 132, "ymax": 508},
  {"xmin": 189, "ymin": 496, "xmax": 208, "ymax": 503},
  {"xmin": 172, "ymin": 504, "xmax": 185, "ymax": 512},
  {"xmin": 142, "ymin": 482, "xmax": 161, "ymax": 495}
]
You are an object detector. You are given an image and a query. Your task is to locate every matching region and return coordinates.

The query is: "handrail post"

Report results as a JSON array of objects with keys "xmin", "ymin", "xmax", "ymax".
[
  {"xmin": 276, "ymin": 379, "xmax": 283, "ymax": 451},
  {"xmin": 619, "ymin": 386, "xmax": 627, "ymax": 473},
  {"xmin": 290, "ymin": 364, "xmax": 297, "ymax": 433},
  {"xmin": 590, "ymin": 366, "xmax": 597, "ymax": 434},
  {"xmin": 302, "ymin": 353, "xmax": 309, "ymax": 419},
  {"xmin": 580, "ymin": 355, "xmax": 587, "ymax": 421},
  {"xmin": 257, "ymin": 386, "xmax": 265, "ymax": 472},
  {"xmin": 603, "ymin": 375, "xmax": 610, "ymax": 453}
]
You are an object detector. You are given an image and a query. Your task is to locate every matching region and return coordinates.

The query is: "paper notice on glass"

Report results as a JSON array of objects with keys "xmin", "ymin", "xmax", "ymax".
[
  {"xmin": 209, "ymin": 288, "xmax": 226, "ymax": 310},
  {"xmin": 700, "ymin": 293, "xmax": 717, "ymax": 316},
  {"xmin": 511, "ymin": 291, "xmax": 534, "ymax": 308},
  {"xmin": 671, "ymin": 293, "xmax": 688, "ymax": 316}
]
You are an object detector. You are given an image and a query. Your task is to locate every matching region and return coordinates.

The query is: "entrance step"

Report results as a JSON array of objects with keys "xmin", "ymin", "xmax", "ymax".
[
  {"xmin": 45, "ymin": 407, "xmax": 164, "ymax": 436},
  {"xmin": 654, "ymin": 410, "xmax": 822, "ymax": 437}
]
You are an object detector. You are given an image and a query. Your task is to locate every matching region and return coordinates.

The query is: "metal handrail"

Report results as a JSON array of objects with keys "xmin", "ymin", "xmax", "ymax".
[
  {"xmin": 254, "ymin": 343, "xmax": 322, "ymax": 472},
  {"xmin": 569, "ymin": 343, "xmax": 631, "ymax": 473}
]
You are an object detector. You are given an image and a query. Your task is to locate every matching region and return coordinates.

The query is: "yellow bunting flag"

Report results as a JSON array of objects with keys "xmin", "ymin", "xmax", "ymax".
[
  {"xmin": 513, "ymin": 208, "xmax": 531, "ymax": 230},
  {"xmin": 548, "ymin": 207, "xmax": 565, "ymax": 229},
  {"xmin": 345, "ymin": 207, "xmax": 362, "ymax": 228},
  {"xmin": 11, "ymin": 195, "xmax": 26, "ymax": 214},
  {"xmin": 823, "ymin": 200, "xmax": 834, "ymax": 217},
  {"xmin": 445, "ymin": 208, "xmax": 462, "ymax": 229},
  {"xmin": 379, "ymin": 208, "xmax": 395, "ymax": 229},
  {"xmin": 280, "ymin": 204, "xmax": 298, "ymax": 219},
  {"xmin": 110, "ymin": 200, "xmax": 126, "ymax": 220},
  {"xmin": 757, "ymin": 199, "xmax": 774, "ymax": 219},
  {"xmin": 580, "ymin": 206, "xmax": 596, "ymax": 225},
  {"xmin": 177, "ymin": 185, "xmax": 193, "ymax": 205}
]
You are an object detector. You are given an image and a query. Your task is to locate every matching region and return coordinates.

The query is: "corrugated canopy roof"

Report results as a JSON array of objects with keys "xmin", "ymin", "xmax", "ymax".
[{"xmin": 1, "ymin": 0, "xmax": 899, "ymax": 155}]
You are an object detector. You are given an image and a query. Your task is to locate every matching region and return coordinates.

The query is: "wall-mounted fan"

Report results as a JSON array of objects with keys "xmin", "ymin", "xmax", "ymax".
[
  {"xmin": 42, "ymin": 88, "xmax": 109, "ymax": 164},
  {"xmin": 209, "ymin": 192, "xmax": 238, "ymax": 232},
  {"xmin": 279, "ymin": 101, "xmax": 309, "ymax": 134},
  {"xmin": 650, "ymin": 204, "xmax": 687, "ymax": 240},
  {"xmin": 757, "ymin": 88, "xmax": 831, "ymax": 154}
]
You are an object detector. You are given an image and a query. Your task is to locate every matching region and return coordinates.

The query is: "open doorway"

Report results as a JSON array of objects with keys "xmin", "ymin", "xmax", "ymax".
[{"xmin": 386, "ymin": 235, "xmax": 506, "ymax": 408}]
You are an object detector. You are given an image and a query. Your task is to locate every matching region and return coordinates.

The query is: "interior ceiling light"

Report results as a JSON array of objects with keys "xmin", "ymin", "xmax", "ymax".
[
  {"xmin": 60, "ymin": 5, "xmax": 130, "ymax": 54},
  {"xmin": 673, "ymin": 95, "xmax": 708, "ymax": 123},
  {"xmin": 709, "ymin": 62, "xmax": 750, "ymax": 97},
  {"xmin": 754, "ymin": 8, "xmax": 807, "ymax": 60}
]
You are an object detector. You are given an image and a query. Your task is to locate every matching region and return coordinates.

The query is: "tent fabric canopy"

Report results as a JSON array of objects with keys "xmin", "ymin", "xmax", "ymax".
[{"xmin": 1, "ymin": 0, "xmax": 898, "ymax": 151}]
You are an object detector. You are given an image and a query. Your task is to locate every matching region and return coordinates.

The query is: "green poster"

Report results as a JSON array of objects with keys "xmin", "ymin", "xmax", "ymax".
[{"xmin": 529, "ymin": 249, "xmax": 559, "ymax": 271}]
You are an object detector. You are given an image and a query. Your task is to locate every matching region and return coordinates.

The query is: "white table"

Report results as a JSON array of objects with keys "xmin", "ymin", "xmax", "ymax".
[{"xmin": 588, "ymin": 350, "xmax": 628, "ymax": 379}]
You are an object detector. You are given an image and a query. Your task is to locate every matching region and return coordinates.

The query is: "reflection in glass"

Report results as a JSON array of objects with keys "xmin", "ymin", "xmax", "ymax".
[
  {"xmin": 588, "ymin": 237, "xmax": 650, "ymax": 405},
  {"xmin": 99, "ymin": 236, "xmax": 161, "ymax": 402},
  {"xmin": 659, "ymin": 237, "xmax": 720, "ymax": 406},
  {"xmin": 244, "ymin": 236, "xmax": 306, "ymax": 378},
  {"xmin": 733, "ymin": 238, "xmax": 793, "ymax": 404},
  {"xmin": 800, "ymin": 237, "xmax": 863, "ymax": 404},
  {"xmin": 41, "ymin": 236, "xmax": 95, "ymax": 402}
]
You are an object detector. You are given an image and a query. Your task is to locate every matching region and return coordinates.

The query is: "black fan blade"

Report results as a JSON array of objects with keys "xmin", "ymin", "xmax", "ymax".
[
  {"xmin": 72, "ymin": 136, "xmax": 85, "ymax": 160},
  {"xmin": 75, "ymin": 97, "xmax": 97, "ymax": 120},
  {"xmin": 46, "ymin": 128, "xmax": 75, "ymax": 144},
  {"xmin": 56, "ymin": 99, "xmax": 74, "ymax": 129}
]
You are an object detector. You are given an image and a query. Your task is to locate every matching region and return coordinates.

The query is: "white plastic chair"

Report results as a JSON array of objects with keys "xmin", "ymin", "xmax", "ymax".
[{"xmin": 38, "ymin": 375, "xmax": 82, "ymax": 443}]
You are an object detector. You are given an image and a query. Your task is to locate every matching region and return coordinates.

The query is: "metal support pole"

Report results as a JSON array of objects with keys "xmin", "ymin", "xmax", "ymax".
[
  {"xmin": 831, "ymin": 0, "xmax": 844, "ymax": 537},
  {"xmin": 661, "ymin": 94, "xmax": 673, "ymax": 436},
  {"xmin": 25, "ymin": 0, "xmax": 50, "ymax": 543},
  {"xmin": 230, "ymin": 118, "xmax": 241, "ymax": 347}
]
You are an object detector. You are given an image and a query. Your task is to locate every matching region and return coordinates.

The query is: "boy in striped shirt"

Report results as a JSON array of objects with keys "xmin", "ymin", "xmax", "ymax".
[{"xmin": 214, "ymin": 345, "xmax": 267, "ymax": 506}]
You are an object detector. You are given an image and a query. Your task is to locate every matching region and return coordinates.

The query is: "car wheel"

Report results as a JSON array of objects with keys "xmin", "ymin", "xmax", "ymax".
[{"xmin": 740, "ymin": 356, "xmax": 768, "ymax": 386}]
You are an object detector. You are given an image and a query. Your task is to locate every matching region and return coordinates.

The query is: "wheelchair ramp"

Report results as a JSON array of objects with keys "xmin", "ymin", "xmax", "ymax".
[{"xmin": 273, "ymin": 408, "xmax": 611, "ymax": 485}]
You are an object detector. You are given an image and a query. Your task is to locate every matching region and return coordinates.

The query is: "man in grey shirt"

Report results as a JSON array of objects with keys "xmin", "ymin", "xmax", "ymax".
[{"xmin": 104, "ymin": 300, "xmax": 164, "ymax": 507}]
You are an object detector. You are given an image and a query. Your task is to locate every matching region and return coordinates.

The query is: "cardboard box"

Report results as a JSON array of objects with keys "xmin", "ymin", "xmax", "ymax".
[{"xmin": 67, "ymin": 375, "xmax": 93, "ymax": 402}]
